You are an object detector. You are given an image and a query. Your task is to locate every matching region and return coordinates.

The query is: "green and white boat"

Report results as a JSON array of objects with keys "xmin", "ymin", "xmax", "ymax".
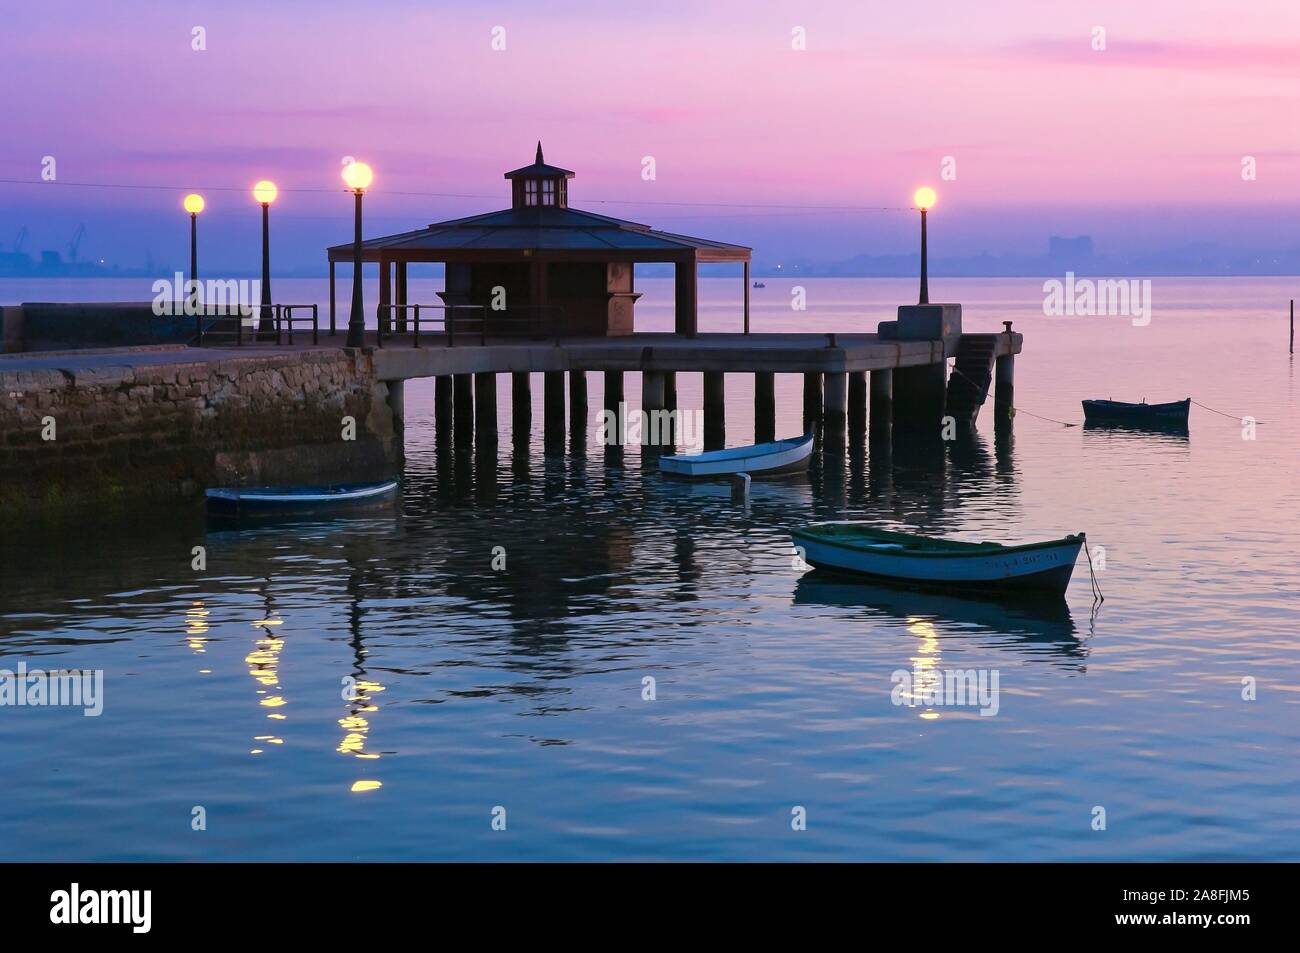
[{"xmin": 790, "ymin": 523, "xmax": 1086, "ymax": 595}]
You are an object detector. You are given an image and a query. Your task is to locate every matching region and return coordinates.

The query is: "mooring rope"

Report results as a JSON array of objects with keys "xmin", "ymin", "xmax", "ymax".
[
  {"xmin": 947, "ymin": 364, "xmax": 1078, "ymax": 428},
  {"xmin": 1083, "ymin": 534, "xmax": 1105, "ymax": 604},
  {"xmin": 1190, "ymin": 398, "xmax": 1262, "ymax": 424}
]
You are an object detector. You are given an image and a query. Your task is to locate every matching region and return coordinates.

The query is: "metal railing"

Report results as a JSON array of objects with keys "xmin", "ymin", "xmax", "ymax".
[
  {"xmin": 374, "ymin": 303, "xmax": 565, "ymax": 347},
  {"xmin": 194, "ymin": 304, "xmax": 317, "ymax": 346},
  {"xmin": 274, "ymin": 304, "xmax": 319, "ymax": 345}
]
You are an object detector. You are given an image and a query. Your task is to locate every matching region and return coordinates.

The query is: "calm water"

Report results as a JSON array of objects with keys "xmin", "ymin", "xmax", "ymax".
[{"xmin": 2, "ymin": 276, "xmax": 1298, "ymax": 861}]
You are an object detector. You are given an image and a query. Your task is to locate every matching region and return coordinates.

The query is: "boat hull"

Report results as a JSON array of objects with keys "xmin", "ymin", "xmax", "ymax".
[
  {"xmin": 791, "ymin": 525, "xmax": 1084, "ymax": 595},
  {"xmin": 205, "ymin": 480, "xmax": 399, "ymax": 512},
  {"xmin": 1082, "ymin": 398, "xmax": 1190, "ymax": 424},
  {"xmin": 659, "ymin": 433, "xmax": 813, "ymax": 479}
]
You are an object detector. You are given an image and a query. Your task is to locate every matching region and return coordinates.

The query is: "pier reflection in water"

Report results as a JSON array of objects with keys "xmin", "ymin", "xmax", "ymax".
[{"xmin": 1, "ymin": 359, "xmax": 1295, "ymax": 862}]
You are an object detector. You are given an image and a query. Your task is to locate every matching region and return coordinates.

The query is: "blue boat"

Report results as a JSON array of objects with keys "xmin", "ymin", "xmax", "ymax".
[
  {"xmin": 206, "ymin": 480, "xmax": 398, "ymax": 512},
  {"xmin": 1082, "ymin": 398, "xmax": 1190, "ymax": 426}
]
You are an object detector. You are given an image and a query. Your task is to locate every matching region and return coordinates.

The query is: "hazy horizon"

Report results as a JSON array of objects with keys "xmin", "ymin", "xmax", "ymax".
[{"xmin": 3, "ymin": 0, "xmax": 1298, "ymax": 273}]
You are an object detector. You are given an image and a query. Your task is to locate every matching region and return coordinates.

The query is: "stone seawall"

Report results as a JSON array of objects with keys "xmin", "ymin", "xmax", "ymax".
[{"xmin": 0, "ymin": 346, "xmax": 402, "ymax": 518}]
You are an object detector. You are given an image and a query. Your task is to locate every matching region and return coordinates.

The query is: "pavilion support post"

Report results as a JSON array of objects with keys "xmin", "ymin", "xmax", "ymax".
[
  {"xmin": 995, "ymin": 354, "xmax": 1015, "ymax": 420},
  {"xmin": 803, "ymin": 372, "xmax": 823, "ymax": 430},
  {"xmin": 387, "ymin": 380, "xmax": 405, "ymax": 440},
  {"xmin": 435, "ymin": 375, "xmax": 453, "ymax": 447},
  {"xmin": 664, "ymin": 371, "xmax": 679, "ymax": 445},
  {"xmin": 328, "ymin": 260, "xmax": 337, "ymax": 336},
  {"xmin": 396, "ymin": 261, "xmax": 408, "ymax": 333},
  {"xmin": 848, "ymin": 371, "xmax": 867, "ymax": 434},
  {"xmin": 643, "ymin": 370, "xmax": 668, "ymax": 450},
  {"xmin": 378, "ymin": 258, "xmax": 392, "ymax": 334},
  {"xmin": 453, "ymin": 374, "xmax": 474, "ymax": 449},
  {"xmin": 569, "ymin": 370, "xmax": 588, "ymax": 450},
  {"xmin": 512, "ymin": 372, "xmax": 531, "ymax": 446},
  {"xmin": 754, "ymin": 371, "xmax": 775, "ymax": 443},
  {"xmin": 824, "ymin": 371, "xmax": 848, "ymax": 447},
  {"xmin": 474, "ymin": 372, "xmax": 497, "ymax": 445},
  {"xmin": 544, "ymin": 371, "xmax": 565, "ymax": 451},
  {"xmin": 743, "ymin": 261, "xmax": 751, "ymax": 334},
  {"xmin": 703, "ymin": 371, "xmax": 725, "ymax": 451},
  {"xmin": 870, "ymin": 368, "xmax": 893, "ymax": 443},
  {"xmin": 674, "ymin": 256, "xmax": 698, "ymax": 337}
]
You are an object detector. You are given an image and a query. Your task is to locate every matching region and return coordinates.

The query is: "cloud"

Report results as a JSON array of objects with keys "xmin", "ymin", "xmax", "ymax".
[{"xmin": 1004, "ymin": 37, "xmax": 1300, "ymax": 74}]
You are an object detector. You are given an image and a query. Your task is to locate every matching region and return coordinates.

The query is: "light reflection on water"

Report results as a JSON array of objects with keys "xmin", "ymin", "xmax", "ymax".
[{"xmin": 1, "ymin": 277, "xmax": 1298, "ymax": 861}]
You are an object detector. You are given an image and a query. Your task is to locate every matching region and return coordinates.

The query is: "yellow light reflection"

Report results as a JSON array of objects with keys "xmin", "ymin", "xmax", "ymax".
[
  {"xmin": 351, "ymin": 780, "xmax": 382, "ymax": 793},
  {"xmin": 906, "ymin": 616, "xmax": 942, "ymax": 720},
  {"xmin": 185, "ymin": 602, "xmax": 210, "ymax": 653}
]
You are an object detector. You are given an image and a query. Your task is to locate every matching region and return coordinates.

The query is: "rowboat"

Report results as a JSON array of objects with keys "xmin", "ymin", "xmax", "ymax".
[
  {"xmin": 790, "ymin": 523, "xmax": 1086, "ymax": 595},
  {"xmin": 206, "ymin": 480, "xmax": 398, "ymax": 512},
  {"xmin": 1082, "ymin": 398, "xmax": 1190, "ymax": 425},
  {"xmin": 658, "ymin": 433, "xmax": 813, "ymax": 479}
]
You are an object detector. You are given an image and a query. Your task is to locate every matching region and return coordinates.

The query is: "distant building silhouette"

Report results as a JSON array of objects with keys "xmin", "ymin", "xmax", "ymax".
[{"xmin": 1048, "ymin": 235, "xmax": 1094, "ymax": 269}]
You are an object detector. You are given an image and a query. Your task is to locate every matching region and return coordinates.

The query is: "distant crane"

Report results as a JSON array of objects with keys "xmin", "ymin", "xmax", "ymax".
[{"xmin": 67, "ymin": 224, "xmax": 86, "ymax": 263}]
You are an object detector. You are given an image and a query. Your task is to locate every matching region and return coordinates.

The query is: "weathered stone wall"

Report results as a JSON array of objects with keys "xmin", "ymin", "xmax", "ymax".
[{"xmin": 0, "ymin": 347, "xmax": 402, "ymax": 518}]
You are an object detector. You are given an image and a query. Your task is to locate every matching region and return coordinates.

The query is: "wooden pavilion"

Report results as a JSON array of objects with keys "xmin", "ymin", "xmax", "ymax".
[{"xmin": 326, "ymin": 144, "xmax": 752, "ymax": 338}]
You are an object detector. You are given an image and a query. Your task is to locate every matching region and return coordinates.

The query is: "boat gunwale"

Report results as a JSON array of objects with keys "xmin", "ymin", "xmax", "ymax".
[{"xmin": 791, "ymin": 524, "xmax": 1084, "ymax": 559}]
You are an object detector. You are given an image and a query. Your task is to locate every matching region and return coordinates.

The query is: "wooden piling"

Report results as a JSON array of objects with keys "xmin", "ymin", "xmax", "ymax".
[
  {"xmin": 995, "ymin": 354, "xmax": 1015, "ymax": 419},
  {"xmin": 824, "ymin": 371, "xmax": 847, "ymax": 445},
  {"xmin": 569, "ymin": 370, "xmax": 588, "ymax": 452},
  {"xmin": 754, "ymin": 371, "xmax": 776, "ymax": 443},
  {"xmin": 453, "ymin": 374, "xmax": 474, "ymax": 449},
  {"xmin": 604, "ymin": 370, "xmax": 624, "ymax": 414},
  {"xmin": 511, "ymin": 372, "xmax": 531, "ymax": 445},
  {"xmin": 1291, "ymin": 299, "xmax": 1294, "ymax": 354},
  {"xmin": 848, "ymin": 371, "xmax": 867, "ymax": 434},
  {"xmin": 803, "ymin": 372, "xmax": 823, "ymax": 430},
  {"xmin": 543, "ymin": 371, "xmax": 565, "ymax": 449},
  {"xmin": 704, "ymin": 371, "xmax": 725, "ymax": 450},
  {"xmin": 434, "ymin": 375, "xmax": 453, "ymax": 446},
  {"xmin": 643, "ymin": 370, "xmax": 668, "ymax": 449},
  {"xmin": 870, "ymin": 368, "xmax": 893, "ymax": 442},
  {"xmin": 474, "ymin": 372, "xmax": 497, "ymax": 445}
]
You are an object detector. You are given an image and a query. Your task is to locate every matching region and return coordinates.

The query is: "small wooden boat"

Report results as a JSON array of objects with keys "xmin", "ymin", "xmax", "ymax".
[
  {"xmin": 659, "ymin": 433, "xmax": 813, "ymax": 479},
  {"xmin": 1082, "ymin": 398, "xmax": 1190, "ymax": 425},
  {"xmin": 206, "ymin": 480, "xmax": 398, "ymax": 512},
  {"xmin": 790, "ymin": 523, "xmax": 1086, "ymax": 595}
]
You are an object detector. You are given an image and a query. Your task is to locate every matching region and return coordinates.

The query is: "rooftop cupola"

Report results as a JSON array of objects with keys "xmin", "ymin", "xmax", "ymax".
[{"xmin": 504, "ymin": 141, "xmax": 575, "ymax": 209}]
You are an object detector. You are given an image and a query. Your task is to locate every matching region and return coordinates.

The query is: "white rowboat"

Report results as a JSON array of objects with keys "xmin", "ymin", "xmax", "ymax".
[{"xmin": 658, "ymin": 433, "xmax": 814, "ymax": 479}]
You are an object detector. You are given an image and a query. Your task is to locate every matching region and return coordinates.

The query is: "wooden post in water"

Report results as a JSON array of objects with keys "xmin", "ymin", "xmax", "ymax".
[
  {"xmin": 569, "ymin": 371, "xmax": 588, "ymax": 451},
  {"xmin": 754, "ymin": 371, "xmax": 775, "ymax": 443},
  {"xmin": 1291, "ymin": 299, "xmax": 1294, "ymax": 353},
  {"xmin": 434, "ymin": 376, "xmax": 453, "ymax": 446},
  {"xmin": 543, "ymin": 371, "xmax": 565, "ymax": 450},
  {"xmin": 803, "ymin": 372, "xmax": 823, "ymax": 431},
  {"xmin": 643, "ymin": 370, "xmax": 668, "ymax": 450},
  {"xmin": 869, "ymin": 368, "xmax": 893, "ymax": 442},
  {"xmin": 604, "ymin": 370, "xmax": 624, "ymax": 414},
  {"xmin": 848, "ymin": 371, "xmax": 867, "ymax": 436},
  {"xmin": 664, "ymin": 370, "xmax": 679, "ymax": 445},
  {"xmin": 511, "ymin": 372, "xmax": 531, "ymax": 445},
  {"xmin": 453, "ymin": 374, "xmax": 474, "ymax": 449},
  {"xmin": 824, "ymin": 371, "xmax": 848, "ymax": 446},
  {"xmin": 704, "ymin": 371, "xmax": 726, "ymax": 450},
  {"xmin": 995, "ymin": 354, "xmax": 1015, "ymax": 420},
  {"xmin": 474, "ymin": 372, "xmax": 497, "ymax": 445}
]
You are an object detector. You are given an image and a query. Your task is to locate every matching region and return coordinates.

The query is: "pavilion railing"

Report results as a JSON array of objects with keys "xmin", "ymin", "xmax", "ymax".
[
  {"xmin": 273, "ymin": 304, "xmax": 319, "ymax": 345},
  {"xmin": 374, "ymin": 303, "xmax": 565, "ymax": 346}
]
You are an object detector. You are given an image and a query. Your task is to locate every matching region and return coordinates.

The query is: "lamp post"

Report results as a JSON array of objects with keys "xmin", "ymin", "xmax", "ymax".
[
  {"xmin": 253, "ymin": 180, "xmax": 278, "ymax": 338},
  {"xmin": 183, "ymin": 193, "xmax": 205, "ymax": 312},
  {"xmin": 913, "ymin": 186, "xmax": 936, "ymax": 305},
  {"xmin": 342, "ymin": 161, "xmax": 374, "ymax": 348}
]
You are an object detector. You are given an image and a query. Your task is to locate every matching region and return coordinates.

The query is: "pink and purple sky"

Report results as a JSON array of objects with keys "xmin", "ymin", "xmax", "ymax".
[{"xmin": 3, "ymin": 0, "xmax": 1299, "ymax": 271}]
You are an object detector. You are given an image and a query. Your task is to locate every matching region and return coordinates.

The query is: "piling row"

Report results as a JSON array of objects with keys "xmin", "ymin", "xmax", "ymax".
[{"xmin": 425, "ymin": 363, "xmax": 1014, "ymax": 452}]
